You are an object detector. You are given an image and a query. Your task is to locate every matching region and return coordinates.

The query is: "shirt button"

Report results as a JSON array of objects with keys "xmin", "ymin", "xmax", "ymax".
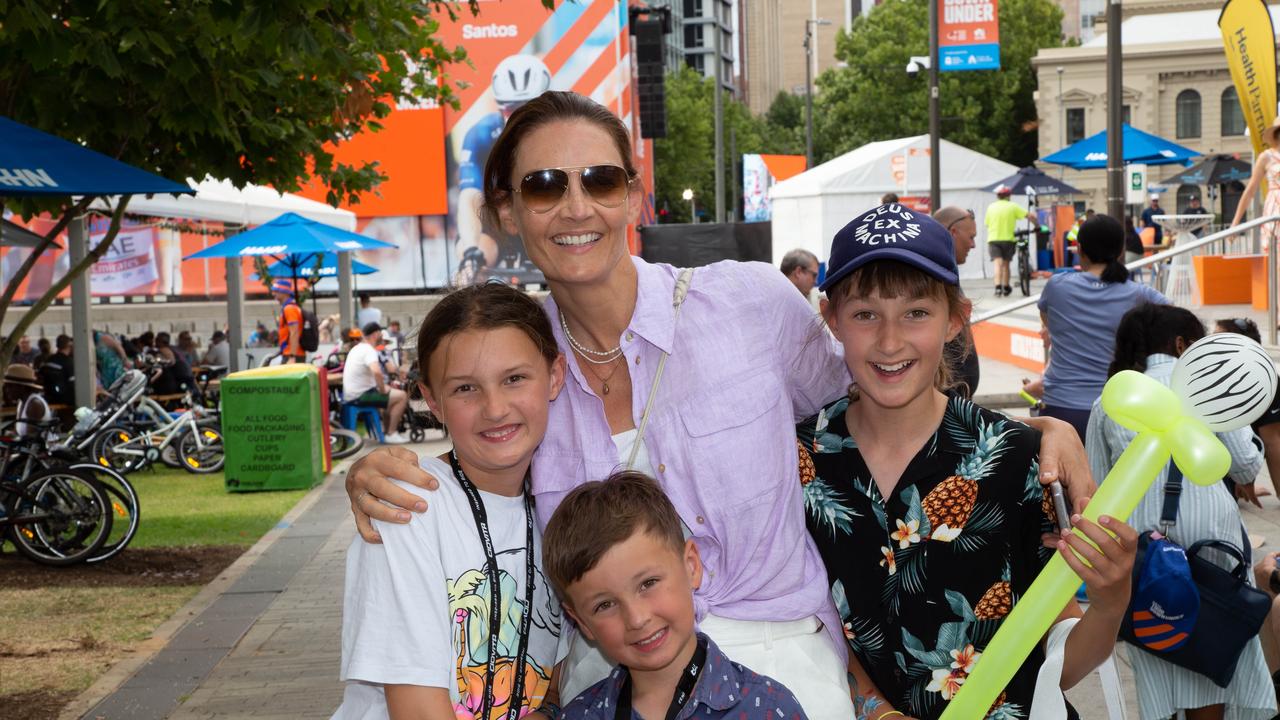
[
  {"xmin": 626, "ymin": 331, "xmax": 634, "ymax": 341},
  {"xmin": 658, "ymin": 463, "xmax": 666, "ymax": 473},
  {"xmin": 696, "ymin": 515, "xmax": 705, "ymax": 524},
  {"xmin": 635, "ymin": 356, "xmax": 641, "ymax": 365}
]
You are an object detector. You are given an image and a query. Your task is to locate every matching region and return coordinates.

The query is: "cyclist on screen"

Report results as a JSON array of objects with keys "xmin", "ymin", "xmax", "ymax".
[{"xmin": 454, "ymin": 54, "xmax": 553, "ymax": 283}]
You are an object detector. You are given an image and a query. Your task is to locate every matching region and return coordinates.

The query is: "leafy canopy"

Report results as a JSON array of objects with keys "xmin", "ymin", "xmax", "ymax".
[{"xmin": 813, "ymin": 0, "xmax": 1062, "ymax": 166}]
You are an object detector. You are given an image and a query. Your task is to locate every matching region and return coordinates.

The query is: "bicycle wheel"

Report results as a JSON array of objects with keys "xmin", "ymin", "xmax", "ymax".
[
  {"xmin": 177, "ymin": 422, "xmax": 224, "ymax": 474},
  {"xmin": 1019, "ymin": 249, "xmax": 1032, "ymax": 296},
  {"xmin": 91, "ymin": 426, "xmax": 150, "ymax": 474},
  {"xmin": 159, "ymin": 442, "xmax": 183, "ymax": 468},
  {"xmin": 67, "ymin": 463, "xmax": 139, "ymax": 564},
  {"xmin": 9, "ymin": 468, "xmax": 112, "ymax": 566},
  {"xmin": 329, "ymin": 427, "xmax": 364, "ymax": 460}
]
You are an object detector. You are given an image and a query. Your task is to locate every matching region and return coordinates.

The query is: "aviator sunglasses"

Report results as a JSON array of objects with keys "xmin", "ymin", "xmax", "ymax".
[{"xmin": 512, "ymin": 164, "xmax": 634, "ymax": 214}]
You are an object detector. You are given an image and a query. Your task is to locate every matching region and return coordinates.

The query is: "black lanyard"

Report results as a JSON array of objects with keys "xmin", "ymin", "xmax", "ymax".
[
  {"xmin": 448, "ymin": 451, "xmax": 536, "ymax": 720},
  {"xmin": 613, "ymin": 634, "xmax": 708, "ymax": 720}
]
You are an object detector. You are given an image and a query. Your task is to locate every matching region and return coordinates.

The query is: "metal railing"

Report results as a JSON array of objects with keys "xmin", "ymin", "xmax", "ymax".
[{"xmin": 973, "ymin": 214, "xmax": 1280, "ymax": 345}]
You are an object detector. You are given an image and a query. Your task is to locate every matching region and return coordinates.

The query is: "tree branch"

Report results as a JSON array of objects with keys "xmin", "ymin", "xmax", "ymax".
[
  {"xmin": 0, "ymin": 197, "xmax": 131, "ymax": 383},
  {"xmin": 0, "ymin": 196, "xmax": 95, "ymax": 335}
]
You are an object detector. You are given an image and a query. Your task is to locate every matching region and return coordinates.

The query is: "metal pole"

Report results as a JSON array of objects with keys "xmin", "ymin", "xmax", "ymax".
[
  {"xmin": 338, "ymin": 251, "xmax": 354, "ymax": 334},
  {"xmin": 713, "ymin": 18, "xmax": 725, "ymax": 224},
  {"xmin": 1105, "ymin": 0, "xmax": 1124, "ymax": 219},
  {"xmin": 225, "ymin": 254, "xmax": 244, "ymax": 372},
  {"xmin": 804, "ymin": 28, "xmax": 814, "ymax": 168},
  {"xmin": 730, "ymin": 126, "xmax": 738, "ymax": 222},
  {"xmin": 1267, "ymin": 222, "xmax": 1276, "ymax": 347},
  {"xmin": 928, "ymin": 0, "xmax": 941, "ymax": 212},
  {"xmin": 1057, "ymin": 66, "xmax": 1065, "ymax": 180},
  {"xmin": 68, "ymin": 216, "xmax": 94, "ymax": 408}
]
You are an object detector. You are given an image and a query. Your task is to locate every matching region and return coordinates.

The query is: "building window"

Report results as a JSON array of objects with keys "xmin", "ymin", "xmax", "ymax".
[
  {"xmin": 1176, "ymin": 89, "xmax": 1201, "ymax": 138},
  {"xmin": 683, "ymin": 0, "xmax": 702, "ymax": 17},
  {"xmin": 684, "ymin": 24, "xmax": 703, "ymax": 48},
  {"xmin": 1222, "ymin": 86, "xmax": 1246, "ymax": 136},
  {"xmin": 1066, "ymin": 107, "xmax": 1086, "ymax": 144},
  {"xmin": 1122, "ymin": 104, "xmax": 1131, "ymax": 125}
]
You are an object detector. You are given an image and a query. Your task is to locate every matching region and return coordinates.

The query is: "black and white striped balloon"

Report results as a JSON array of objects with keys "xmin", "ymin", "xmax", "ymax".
[{"xmin": 1171, "ymin": 334, "xmax": 1278, "ymax": 432}]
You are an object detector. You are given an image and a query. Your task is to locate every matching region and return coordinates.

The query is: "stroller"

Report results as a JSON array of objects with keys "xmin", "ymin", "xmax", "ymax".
[
  {"xmin": 403, "ymin": 367, "xmax": 447, "ymax": 443},
  {"xmin": 62, "ymin": 370, "xmax": 149, "ymax": 455}
]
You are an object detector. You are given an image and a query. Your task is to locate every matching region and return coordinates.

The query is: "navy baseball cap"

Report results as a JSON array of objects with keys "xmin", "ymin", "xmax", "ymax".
[
  {"xmin": 1129, "ymin": 537, "xmax": 1199, "ymax": 652},
  {"xmin": 819, "ymin": 203, "xmax": 959, "ymax": 294}
]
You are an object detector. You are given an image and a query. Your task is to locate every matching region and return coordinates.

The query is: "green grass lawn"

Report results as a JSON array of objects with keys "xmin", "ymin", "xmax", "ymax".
[{"xmin": 128, "ymin": 468, "xmax": 310, "ymax": 548}]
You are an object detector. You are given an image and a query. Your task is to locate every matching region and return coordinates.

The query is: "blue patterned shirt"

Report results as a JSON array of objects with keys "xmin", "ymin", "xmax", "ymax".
[{"xmin": 561, "ymin": 634, "xmax": 808, "ymax": 720}]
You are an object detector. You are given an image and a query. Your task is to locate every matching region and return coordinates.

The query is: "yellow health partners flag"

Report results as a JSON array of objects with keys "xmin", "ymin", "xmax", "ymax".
[{"xmin": 1220, "ymin": 0, "xmax": 1277, "ymax": 157}]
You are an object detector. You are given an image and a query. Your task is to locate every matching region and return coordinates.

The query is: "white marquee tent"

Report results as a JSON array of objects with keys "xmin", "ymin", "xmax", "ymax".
[{"xmin": 770, "ymin": 135, "xmax": 1019, "ymax": 280}]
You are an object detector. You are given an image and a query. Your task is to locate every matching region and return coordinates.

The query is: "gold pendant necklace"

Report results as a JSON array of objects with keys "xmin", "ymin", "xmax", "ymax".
[{"xmin": 583, "ymin": 355, "xmax": 623, "ymax": 395}]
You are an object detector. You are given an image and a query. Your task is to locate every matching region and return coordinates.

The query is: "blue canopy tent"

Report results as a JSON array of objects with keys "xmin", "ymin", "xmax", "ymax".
[
  {"xmin": 250, "ymin": 253, "xmax": 378, "ymax": 281},
  {"xmin": 0, "ymin": 115, "xmax": 193, "ymax": 405},
  {"xmin": 1041, "ymin": 124, "xmax": 1200, "ymax": 169}
]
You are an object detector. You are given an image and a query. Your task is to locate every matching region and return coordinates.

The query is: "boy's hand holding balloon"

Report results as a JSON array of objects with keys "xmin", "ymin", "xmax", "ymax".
[{"xmin": 941, "ymin": 334, "xmax": 1279, "ymax": 720}]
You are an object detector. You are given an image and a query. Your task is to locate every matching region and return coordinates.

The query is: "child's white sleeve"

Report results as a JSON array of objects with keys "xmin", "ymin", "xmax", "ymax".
[{"xmin": 340, "ymin": 486, "xmax": 454, "ymax": 691}]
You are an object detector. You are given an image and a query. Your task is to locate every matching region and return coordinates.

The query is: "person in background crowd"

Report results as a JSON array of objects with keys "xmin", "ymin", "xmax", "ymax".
[
  {"xmin": 1232, "ymin": 116, "xmax": 1280, "ymax": 247},
  {"xmin": 383, "ymin": 319, "xmax": 405, "ymax": 365},
  {"xmin": 342, "ymin": 322, "xmax": 408, "ymax": 444},
  {"xmin": 11, "ymin": 334, "xmax": 38, "ymax": 366},
  {"xmin": 357, "ymin": 292, "xmax": 383, "ymax": 329},
  {"xmin": 1185, "ymin": 194, "xmax": 1211, "ymax": 237},
  {"xmin": 153, "ymin": 332, "xmax": 196, "ymax": 399},
  {"xmin": 1251, "ymin": 551, "xmax": 1280, "ymax": 712},
  {"xmin": 984, "ymin": 185, "xmax": 1038, "ymax": 297},
  {"xmin": 248, "ymin": 321, "xmax": 270, "ymax": 347},
  {"xmin": 201, "ymin": 330, "xmax": 231, "ymax": 368},
  {"xmin": 780, "ymin": 248, "xmax": 821, "ymax": 298},
  {"xmin": 319, "ymin": 314, "xmax": 341, "ymax": 344},
  {"xmin": 880, "ymin": 191, "xmax": 899, "ymax": 204},
  {"xmin": 271, "ymin": 278, "xmax": 305, "ymax": 364},
  {"xmin": 135, "ymin": 331, "xmax": 155, "ymax": 353},
  {"xmin": 1140, "ymin": 195, "xmax": 1164, "ymax": 247},
  {"xmin": 1215, "ymin": 317, "xmax": 1278, "ymax": 508},
  {"xmin": 176, "ymin": 331, "xmax": 200, "ymax": 367},
  {"xmin": 1088, "ymin": 303, "xmax": 1272, "ymax": 720},
  {"xmin": 93, "ymin": 329, "xmax": 130, "ymax": 390},
  {"xmin": 1124, "ymin": 215, "xmax": 1145, "ymax": 266},
  {"xmin": 38, "ymin": 334, "xmax": 75, "ymax": 406},
  {"xmin": 934, "ymin": 205, "xmax": 980, "ymax": 398},
  {"xmin": 33, "ymin": 337, "xmax": 52, "ymax": 370},
  {"xmin": 3, "ymin": 364, "xmax": 54, "ymax": 438},
  {"xmin": 1038, "ymin": 214, "xmax": 1168, "ymax": 440}
]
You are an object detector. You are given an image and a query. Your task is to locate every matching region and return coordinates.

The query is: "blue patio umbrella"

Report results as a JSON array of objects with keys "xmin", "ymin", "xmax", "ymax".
[
  {"xmin": 250, "ymin": 253, "xmax": 378, "ymax": 281},
  {"xmin": 184, "ymin": 211, "xmax": 396, "ymax": 303},
  {"xmin": 1041, "ymin": 124, "xmax": 1200, "ymax": 169},
  {"xmin": 981, "ymin": 166, "xmax": 1082, "ymax": 196},
  {"xmin": 0, "ymin": 116, "xmax": 192, "ymax": 197}
]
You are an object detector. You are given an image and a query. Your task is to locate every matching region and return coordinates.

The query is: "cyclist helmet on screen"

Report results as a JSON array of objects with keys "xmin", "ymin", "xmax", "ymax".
[{"xmin": 492, "ymin": 54, "xmax": 552, "ymax": 106}]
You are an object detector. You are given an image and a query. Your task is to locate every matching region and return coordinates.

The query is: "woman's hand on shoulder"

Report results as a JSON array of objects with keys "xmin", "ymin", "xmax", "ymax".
[
  {"xmin": 1023, "ymin": 415, "xmax": 1096, "ymax": 506},
  {"xmin": 346, "ymin": 446, "xmax": 438, "ymax": 543}
]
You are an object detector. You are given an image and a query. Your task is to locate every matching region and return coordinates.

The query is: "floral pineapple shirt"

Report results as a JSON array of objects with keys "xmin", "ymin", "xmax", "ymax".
[{"xmin": 797, "ymin": 395, "xmax": 1075, "ymax": 720}]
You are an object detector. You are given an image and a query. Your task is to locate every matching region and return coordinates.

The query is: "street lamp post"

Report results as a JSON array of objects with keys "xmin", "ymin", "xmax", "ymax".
[
  {"xmin": 1057, "ymin": 66, "xmax": 1065, "ymax": 180},
  {"xmin": 927, "ymin": 0, "xmax": 940, "ymax": 213},
  {"xmin": 683, "ymin": 188, "xmax": 696, "ymax": 223},
  {"xmin": 804, "ymin": 18, "xmax": 832, "ymax": 169}
]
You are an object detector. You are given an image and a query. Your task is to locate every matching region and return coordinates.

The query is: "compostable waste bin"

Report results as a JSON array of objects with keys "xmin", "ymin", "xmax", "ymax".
[{"xmin": 221, "ymin": 364, "xmax": 327, "ymax": 491}]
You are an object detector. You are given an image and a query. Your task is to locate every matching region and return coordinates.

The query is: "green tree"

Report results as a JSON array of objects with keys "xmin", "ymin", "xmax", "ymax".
[
  {"xmin": 0, "ymin": 0, "xmax": 549, "ymax": 378},
  {"xmin": 654, "ymin": 67, "xmax": 794, "ymax": 223},
  {"xmin": 813, "ymin": 0, "xmax": 1062, "ymax": 165}
]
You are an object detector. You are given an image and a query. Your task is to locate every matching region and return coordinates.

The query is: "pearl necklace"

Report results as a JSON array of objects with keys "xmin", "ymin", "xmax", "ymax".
[{"xmin": 558, "ymin": 310, "xmax": 623, "ymax": 364}]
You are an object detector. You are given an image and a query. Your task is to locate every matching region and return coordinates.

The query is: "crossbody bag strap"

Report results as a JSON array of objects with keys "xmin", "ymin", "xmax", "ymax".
[
  {"xmin": 626, "ymin": 267, "xmax": 693, "ymax": 470},
  {"xmin": 1159, "ymin": 462, "xmax": 1183, "ymax": 536}
]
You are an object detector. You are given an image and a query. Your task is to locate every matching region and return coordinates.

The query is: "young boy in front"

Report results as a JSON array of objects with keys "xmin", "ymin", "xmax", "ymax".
[{"xmin": 542, "ymin": 471, "xmax": 808, "ymax": 720}]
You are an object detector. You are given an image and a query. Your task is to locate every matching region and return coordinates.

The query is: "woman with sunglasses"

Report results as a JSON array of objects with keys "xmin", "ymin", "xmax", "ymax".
[{"xmin": 342, "ymin": 90, "xmax": 1093, "ymax": 716}]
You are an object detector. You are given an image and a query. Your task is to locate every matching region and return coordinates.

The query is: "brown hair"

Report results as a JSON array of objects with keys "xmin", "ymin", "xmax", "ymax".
[
  {"xmin": 542, "ymin": 471, "xmax": 685, "ymax": 603},
  {"xmin": 824, "ymin": 261, "xmax": 973, "ymax": 398},
  {"xmin": 481, "ymin": 91, "xmax": 638, "ymax": 228},
  {"xmin": 415, "ymin": 283, "xmax": 558, "ymax": 390}
]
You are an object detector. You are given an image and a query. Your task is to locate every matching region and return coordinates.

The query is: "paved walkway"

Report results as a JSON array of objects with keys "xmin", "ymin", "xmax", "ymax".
[{"xmin": 67, "ymin": 360, "xmax": 1280, "ymax": 718}]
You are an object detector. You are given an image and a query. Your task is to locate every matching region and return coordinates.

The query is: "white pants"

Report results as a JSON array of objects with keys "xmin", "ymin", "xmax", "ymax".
[{"xmin": 560, "ymin": 614, "xmax": 853, "ymax": 720}]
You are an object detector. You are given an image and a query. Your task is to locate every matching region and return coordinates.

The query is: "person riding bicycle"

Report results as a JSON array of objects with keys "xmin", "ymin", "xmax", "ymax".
[
  {"xmin": 454, "ymin": 54, "xmax": 553, "ymax": 284},
  {"xmin": 272, "ymin": 278, "xmax": 307, "ymax": 363},
  {"xmin": 984, "ymin": 185, "xmax": 1037, "ymax": 297},
  {"xmin": 3, "ymin": 364, "xmax": 54, "ymax": 439}
]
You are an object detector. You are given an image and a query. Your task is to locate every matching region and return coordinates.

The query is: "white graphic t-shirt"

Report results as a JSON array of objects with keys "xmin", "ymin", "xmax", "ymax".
[{"xmin": 334, "ymin": 456, "xmax": 564, "ymax": 719}]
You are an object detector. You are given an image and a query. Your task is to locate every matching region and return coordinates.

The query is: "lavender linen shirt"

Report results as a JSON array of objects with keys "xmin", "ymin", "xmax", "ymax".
[{"xmin": 533, "ymin": 256, "xmax": 849, "ymax": 658}]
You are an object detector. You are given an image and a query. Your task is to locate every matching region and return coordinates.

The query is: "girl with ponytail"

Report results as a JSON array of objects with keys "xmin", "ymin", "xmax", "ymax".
[{"xmin": 1037, "ymin": 214, "xmax": 1168, "ymax": 440}]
